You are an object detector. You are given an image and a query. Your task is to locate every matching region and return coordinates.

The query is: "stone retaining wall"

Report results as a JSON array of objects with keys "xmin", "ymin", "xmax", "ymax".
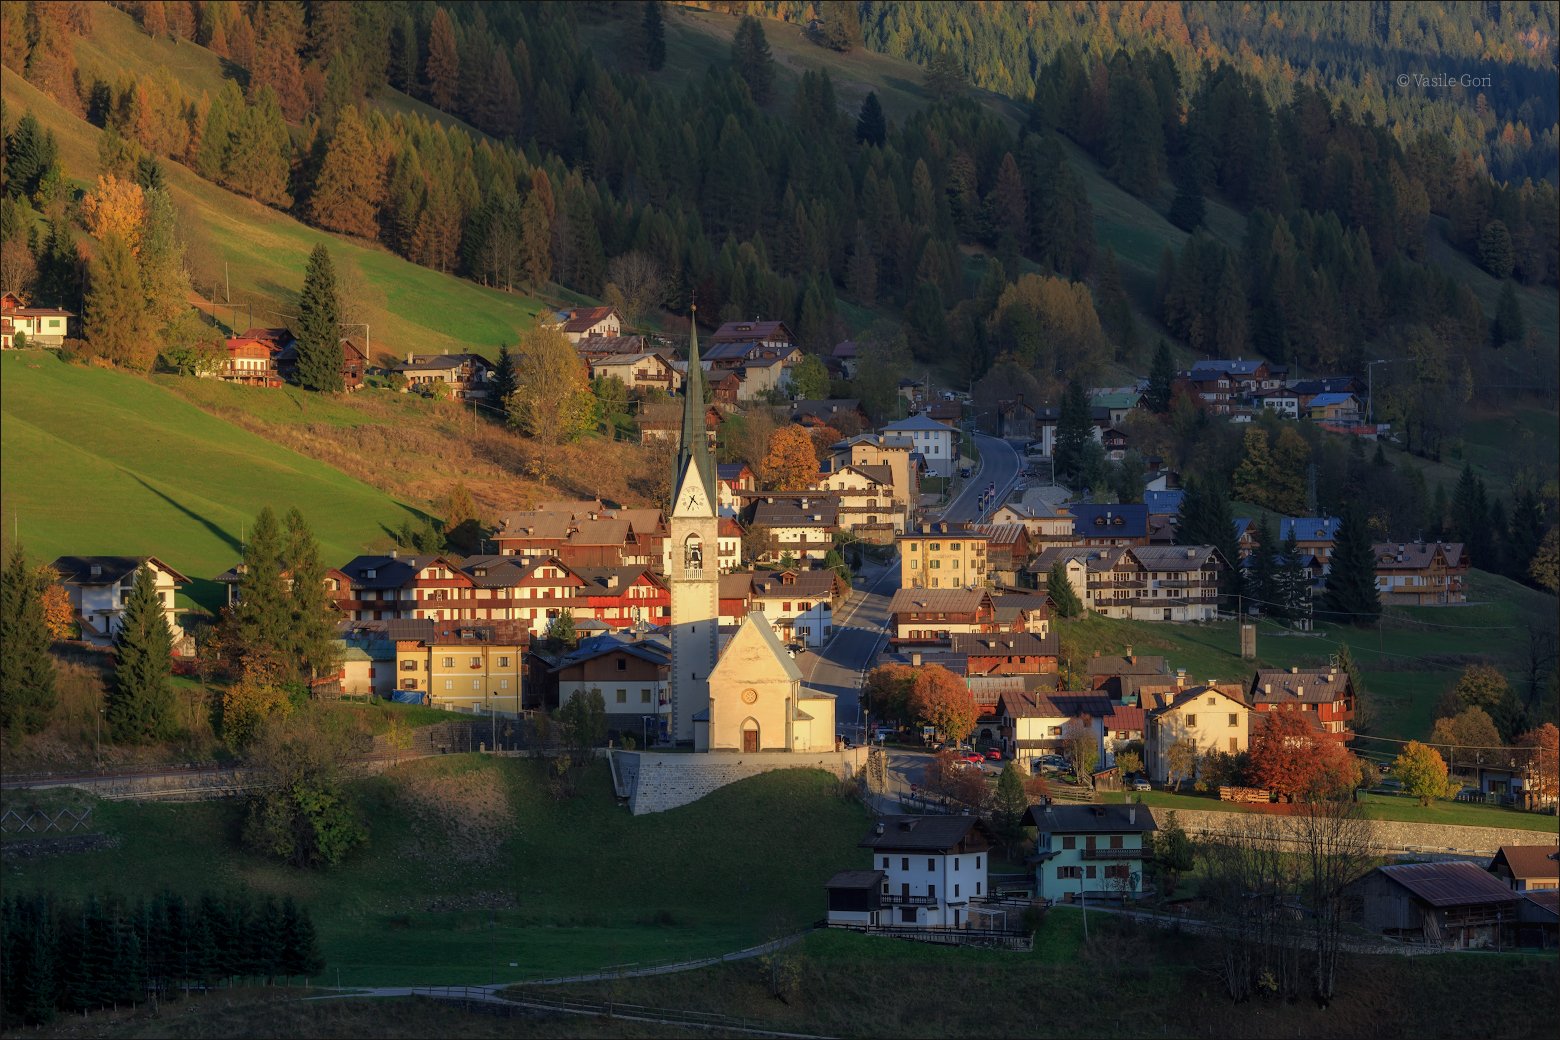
[
  {"xmin": 1148, "ymin": 806, "xmax": 1559, "ymax": 856},
  {"xmin": 620, "ymin": 748, "xmax": 869, "ymax": 815}
]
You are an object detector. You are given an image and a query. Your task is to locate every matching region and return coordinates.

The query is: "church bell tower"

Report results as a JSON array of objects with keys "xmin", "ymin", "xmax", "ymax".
[{"xmin": 667, "ymin": 308, "xmax": 720, "ymax": 744}]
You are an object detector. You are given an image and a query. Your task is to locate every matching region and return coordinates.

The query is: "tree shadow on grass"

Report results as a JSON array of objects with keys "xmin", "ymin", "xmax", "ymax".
[{"xmin": 123, "ymin": 472, "xmax": 242, "ymax": 556}]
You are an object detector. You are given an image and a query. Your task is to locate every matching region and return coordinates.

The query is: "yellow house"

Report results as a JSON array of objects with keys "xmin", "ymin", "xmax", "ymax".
[
  {"xmin": 829, "ymin": 434, "xmax": 920, "ymax": 514},
  {"xmin": 899, "ymin": 524, "xmax": 990, "ymax": 589},
  {"xmin": 695, "ymin": 612, "xmax": 836, "ymax": 753},
  {"xmin": 394, "ymin": 621, "xmax": 526, "ymax": 713},
  {"xmin": 1144, "ymin": 684, "xmax": 1251, "ymax": 785}
]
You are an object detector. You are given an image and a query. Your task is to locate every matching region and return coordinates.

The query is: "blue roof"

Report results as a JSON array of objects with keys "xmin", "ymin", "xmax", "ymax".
[
  {"xmin": 1067, "ymin": 503, "xmax": 1148, "ymax": 538},
  {"xmin": 1279, "ymin": 517, "xmax": 1340, "ymax": 542},
  {"xmin": 1191, "ymin": 359, "xmax": 1267, "ymax": 377},
  {"xmin": 1233, "ymin": 517, "xmax": 1253, "ymax": 539},
  {"xmin": 1308, "ymin": 393, "xmax": 1356, "ymax": 407},
  {"xmin": 1143, "ymin": 490, "xmax": 1184, "ymax": 516}
]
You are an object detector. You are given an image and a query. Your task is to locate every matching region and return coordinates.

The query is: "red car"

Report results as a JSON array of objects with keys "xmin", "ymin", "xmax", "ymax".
[
  {"xmin": 962, "ymin": 752, "xmax": 985, "ymax": 765},
  {"xmin": 985, "ymin": 749, "xmax": 1003, "ymax": 761}
]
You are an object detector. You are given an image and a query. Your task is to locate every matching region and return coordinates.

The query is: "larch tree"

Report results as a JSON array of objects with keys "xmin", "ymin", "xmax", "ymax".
[
  {"xmin": 509, "ymin": 325, "xmax": 594, "ymax": 443},
  {"xmin": 761, "ymin": 424, "xmax": 820, "ymax": 492},
  {"xmin": 308, "ymin": 105, "xmax": 382, "ymax": 239},
  {"xmin": 138, "ymin": 187, "xmax": 189, "ymax": 335},
  {"xmin": 1392, "ymin": 741, "xmax": 1448, "ymax": 806},
  {"xmin": 282, "ymin": 508, "xmax": 339, "ymax": 685},
  {"xmin": 295, "ymin": 244, "xmax": 343, "ymax": 392},
  {"xmin": 81, "ymin": 174, "xmax": 146, "ymax": 254},
  {"xmin": 641, "ymin": 1, "xmax": 666, "ymax": 72},
  {"xmin": 0, "ymin": 546, "xmax": 57, "ymax": 734},
  {"xmin": 86, "ymin": 233, "xmax": 156, "ymax": 370},
  {"xmin": 108, "ymin": 564, "xmax": 176, "ymax": 743},
  {"xmin": 425, "ymin": 7, "xmax": 461, "ymax": 111},
  {"xmin": 912, "ymin": 664, "xmax": 976, "ymax": 743}
]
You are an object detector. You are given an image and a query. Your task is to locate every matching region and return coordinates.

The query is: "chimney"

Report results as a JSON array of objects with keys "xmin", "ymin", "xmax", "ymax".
[
  {"xmin": 1264, "ymin": 683, "xmax": 1272, "ymax": 695},
  {"xmin": 390, "ymin": 549, "xmax": 399, "ymax": 559},
  {"xmin": 1185, "ymin": 548, "xmax": 1196, "ymax": 559},
  {"xmin": 911, "ymin": 651, "xmax": 923, "ymax": 667},
  {"xmin": 1290, "ymin": 666, "xmax": 1299, "ymax": 675},
  {"xmin": 1129, "ymin": 806, "xmax": 1136, "ymax": 825},
  {"xmin": 875, "ymin": 821, "xmax": 885, "ymax": 836},
  {"xmin": 406, "ymin": 351, "xmax": 413, "ymax": 364},
  {"xmin": 1125, "ymin": 645, "xmax": 1133, "ymax": 659},
  {"xmin": 1297, "ymin": 686, "xmax": 1304, "ymax": 697}
]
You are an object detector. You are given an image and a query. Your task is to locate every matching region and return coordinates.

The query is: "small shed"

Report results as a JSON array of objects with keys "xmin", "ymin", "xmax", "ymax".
[
  {"xmin": 1349, "ymin": 862, "xmax": 1519, "ymax": 948},
  {"xmin": 825, "ymin": 869, "xmax": 885, "ymax": 926}
]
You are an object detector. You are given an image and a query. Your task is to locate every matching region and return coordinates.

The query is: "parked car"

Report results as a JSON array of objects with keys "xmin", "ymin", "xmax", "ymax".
[
  {"xmin": 1375, "ymin": 777, "xmax": 1405, "ymax": 795},
  {"xmin": 960, "ymin": 466, "xmax": 973, "ymax": 478},
  {"xmin": 985, "ymin": 748, "xmax": 1003, "ymax": 761},
  {"xmin": 962, "ymin": 752, "xmax": 985, "ymax": 765},
  {"xmin": 785, "ymin": 643, "xmax": 806, "ymax": 658},
  {"xmin": 1131, "ymin": 778, "xmax": 1152, "ymax": 792}
]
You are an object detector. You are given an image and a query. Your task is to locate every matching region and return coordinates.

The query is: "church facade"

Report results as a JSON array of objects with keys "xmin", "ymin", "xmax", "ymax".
[{"xmin": 667, "ymin": 312, "xmax": 836, "ymax": 754}]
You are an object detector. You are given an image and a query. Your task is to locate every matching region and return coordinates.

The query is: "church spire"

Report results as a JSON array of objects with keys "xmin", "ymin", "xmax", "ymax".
[{"xmin": 674, "ymin": 305, "xmax": 716, "ymax": 510}]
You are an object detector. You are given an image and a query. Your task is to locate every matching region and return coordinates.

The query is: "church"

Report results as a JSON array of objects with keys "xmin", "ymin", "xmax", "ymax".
[{"xmin": 666, "ymin": 313, "xmax": 838, "ymax": 754}]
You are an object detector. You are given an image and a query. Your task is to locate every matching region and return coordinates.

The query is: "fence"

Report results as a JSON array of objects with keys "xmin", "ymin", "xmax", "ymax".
[
  {"xmin": 0, "ymin": 806, "xmax": 93, "ymax": 835},
  {"xmin": 822, "ymin": 920, "xmax": 1033, "ymax": 951}
]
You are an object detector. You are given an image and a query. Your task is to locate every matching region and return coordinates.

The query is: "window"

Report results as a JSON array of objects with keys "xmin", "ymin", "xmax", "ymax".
[
  {"xmin": 928, "ymin": 884, "xmax": 936, "ymax": 899},
  {"xmin": 1186, "ymin": 714, "xmax": 1197, "ymax": 727},
  {"xmin": 902, "ymin": 858, "xmax": 909, "ymax": 872},
  {"xmin": 1228, "ymin": 713, "xmax": 1238, "ymax": 727},
  {"xmin": 641, "ymin": 689, "xmax": 652, "ymax": 703},
  {"xmin": 927, "ymin": 858, "xmax": 936, "ymax": 872},
  {"xmin": 499, "ymin": 680, "xmax": 509, "ymax": 689},
  {"xmin": 617, "ymin": 658, "xmax": 627, "ymax": 671},
  {"xmin": 471, "ymin": 679, "xmax": 480, "ymax": 691},
  {"xmin": 900, "ymin": 908, "xmax": 916, "ymax": 923},
  {"xmin": 975, "ymin": 882, "xmax": 981, "ymax": 895},
  {"xmin": 443, "ymin": 657, "xmax": 455, "ymax": 668},
  {"xmin": 954, "ymin": 858, "xmax": 960, "ymax": 871},
  {"xmin": 954, "ymin": 884, "xmax": 960, "ymax": 897},
  {"xmin": 975, "ymin": 856, "xmax": 981, "ymax": 869},
  {"xmin": 1109, "ymin": 835, "xmax": 1123, "ymax": 849},
  {"xmin": 1206, "ymin": 696, "xmax": 1216, "ymax": 705},
  {"xmin": 469, "ymin": 656, "xmax": 480, "ymax": 668},
  {"xmin": 1104, "ymin": 865, "xmax": 1129, "ymax": 880},
  {"xmin": 1085, "ymin": 866, "xmax": 1096, "ymax": 879},
  {"xmin": 883, "ymin": 857, "xmax": 889, "ymax": 869},
  {"xmin": 444, "ymin": 680, "xmax": 454, "ymax": 690},
  {"xmin": 1229, "ymin": 737, "xmax": 1238, "ymax": 752},
  {"xmin": 1062, "ymin": 836, "xmax": 1076, "ymax": 850},
  {"xmin": 1057, "ymin": 866, "xmax": 1081, "ymax": 880}
]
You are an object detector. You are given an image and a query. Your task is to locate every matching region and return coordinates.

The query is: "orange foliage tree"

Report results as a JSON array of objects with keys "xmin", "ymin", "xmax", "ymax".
[
  {"xmin": 1249, "ymin": 710, "xmax": 1355, "ymax": 801},
  {"xmin": 912, "ymin": 664, "xmax": 976, "ymax": 743},
  {"xmin": 38, "ymin": 570, "xmax": 75, "ymax": 640},
  {"xmin": 761, "ymin": 424, "xmax": 820, "ymax": 491},
  {"xmin": 1516, "ymin": 723, "xmax": 1558, "ymax": 805},
  {"xmin": 81, "ymin": 175, "xmax": 146, "ymax": 254},
  {"xmin": 807, "ymin": 423, "xmax": 842, "ymax": 459},
  {"xmin": 861, "ymin": 663, "xmax": 915, "ymax": 727}
]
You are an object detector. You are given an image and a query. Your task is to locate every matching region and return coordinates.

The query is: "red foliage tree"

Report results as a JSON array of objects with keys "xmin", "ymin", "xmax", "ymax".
[
  {"xmin": 1249, "ymin": 710, "xmax": 1352, "ymax": 802},
  {"xmin": 912, "ymin": 664, "xmax": 976, "ymax": 743},
  {"xmin": 1516, "ymin": 723, "xmax": 1558, "ymax": 806}
]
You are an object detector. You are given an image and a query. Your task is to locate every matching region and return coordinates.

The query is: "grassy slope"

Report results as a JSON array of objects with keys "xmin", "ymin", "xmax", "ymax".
[
  {"xmin": 5, "ymin": 759, "xmax": 870, "ymax": 987},
  {"xmin": 0, "ymin": 352, "xmax": 420, "ymax": 610},
  {"xmin": 1058, "ymin": 568, "xmax": 1555, "ymax": 744}
]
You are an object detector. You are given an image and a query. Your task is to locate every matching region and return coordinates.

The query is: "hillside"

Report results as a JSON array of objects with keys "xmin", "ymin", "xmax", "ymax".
[{"xmin": 0, "ymin": 351, "xmax": 421, "ymax": 611}]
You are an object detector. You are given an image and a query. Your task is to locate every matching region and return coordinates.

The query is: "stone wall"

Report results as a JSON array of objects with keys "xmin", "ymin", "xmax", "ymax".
[
  {"xmin": 620, "ymin": 747, "xmax": 869, "ymax": 815},
  {"xmin": 1147, "ymin": 806, "xmax": 1559, "ymax": 856}
]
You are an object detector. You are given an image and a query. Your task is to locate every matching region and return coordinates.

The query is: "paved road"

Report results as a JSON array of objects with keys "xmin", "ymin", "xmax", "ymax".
[
  {"xmin": 802, "ymin": 556, "xmax": 899, "ymax": 736},
  {"xmin": 937, "ymin": 434, "xmax": 1022, "ymax": 524}
]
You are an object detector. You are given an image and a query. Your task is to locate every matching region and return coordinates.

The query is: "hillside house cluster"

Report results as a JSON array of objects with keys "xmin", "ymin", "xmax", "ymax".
[{"xmin": 216, "ymin": 327, "xmax": 368, "ymax": 390}]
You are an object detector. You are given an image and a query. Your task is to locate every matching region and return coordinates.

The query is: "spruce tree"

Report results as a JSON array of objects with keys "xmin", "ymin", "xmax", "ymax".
[
  {"xmin": 1247, "ymin": 515, "xmax": 1277, "ymax": 616},
  {"xmin": 1146, "ymin": 339, "xmax": 1175, "ymax": 413},
  {"xmin": 2, "ymin": 113, "xmax": 58, "ymax": 200},
  {"xmin": 0, "ymin": 546, "xmax": 57, "ymax": 734},
  {"xmin": 1320, "ymin": 506, "xmax": 1380, "ymax": 626},
  {"xmin": 491, "ymin": 343, "xmax": 518, "ymax": 406},
  {"xmin": 1054, "ymin": 379, "xmax": 1092, "ymax": 488},
  {"xmin": 731, "ymin": 16, "xmax": 775, "ymax": 105},
  {"xmin": 1167, "ymin": 167, "xmax": 1206, "ymax": 231},
  {"xmin": 641, "ymin": 1, "xmax": 666, "ymax": 72},
  {"xmin": 294, "ymin": 244, "xmax": 343, "ymax": 392},
  {"xmin": 1274, "ymin": 529, "xmax": 1307, "ymax": 621},
  {"xmin": 1046, "ymin": 560, "xmax": 1083, "ymax": 618},
  {"xmin": 108, "ymin": 564, "xmax": 176, "ymax": 742},
  {"xmin": 282, "ymin": 508, "xmax": 339, "ymax": 685},
  {"xmin": 1176, "ymin": 478, "xmax": 1241, "ymax": 605},
  {"xmin": 855, "ymin": 91, "xmax": 886, "ymax": 146},
  {"xmin": 231, "ymin": 507, "xmax": 290, "ymax": 670}
]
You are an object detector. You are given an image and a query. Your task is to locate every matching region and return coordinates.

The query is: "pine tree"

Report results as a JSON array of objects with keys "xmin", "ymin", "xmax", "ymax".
[
  {"xmin": 1247, "ymin": 515, "xmax": 1277, "ymax": 616},
  {"xmin": 1046, "ymin": 560, "xmax": 1083, "ymax": 618},
  {"xmin": 1147, "ymin": 339, "xmax": 1174, "ymax": 413},
  {"xmin": 490, "ymin": 343, "xmax": 518, "ymax": 407},
  {"xmin": 1054, "ymin": 380, "xmax": 1092, "ymax": 487},
  {"xmin": 231, "ymin": 506, "xmax": 290, "ymax": 668},
  {"xmin": 731, "ymin": 16, "xmax": 774, "ymax": 105},
  {"xmin": 1320, "ymin": 506, "xmax": 1380, "ymax": 626},
  {"xmin": 86, "ymin": 233, "xmax": 155, "ymax": 369},
  {"xmin": 108, "ymin": 564, "xmax": 176, "ymax": 742},
  {"xmin": 282, "ymin": 508, "xmax": 339, "ymax": 684},
  {"xmin": 425, "ymin": 7, "xmax": 461, "ymax": 111},
  {"xmin": 641, "ymin": 1, "xmax": 666, "ymax": 72},
  {"xmin": 855, "ymin": 91, "xmax": 886, "ymax": 146},
  {"xmin": 0, "ymin": 546, "xmax": 57, "ymax": 734},
  {"xmin": 295, "ymin": 244, "xmax": 343, "ymax": 392}
]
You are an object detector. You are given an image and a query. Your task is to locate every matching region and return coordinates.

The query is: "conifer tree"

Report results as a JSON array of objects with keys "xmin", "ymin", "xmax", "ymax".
[
  {"xmin": 1247, "ymin": 514, "xmax": 1277, "ymax": 616},
  {"xmin": 85, "ymin": 233, "xmax": 154, "ymax": 370},
  {"xmin": 308, "ymin": 105, "xmax": 381, "ymax": 239},
  {"xmin": 1177, "ymin": 478, "xmax": 1241, "ymax": 605},
  {"xmin": 1274, "ymin": 528, "xmax": 1308, "ymax": 621},
  {"xmin": 0, "ymin": 545, "xmax": 57, "ymax": 734},
  {"xmin": 490, "ymin": 343, "xmax": 518, "ymax": 406},
  {"xmin": 731, "ymin": 16, "xmax": 775, "ymax": 105},
  {"xmin": 1320, "ymin": 506, "xmax": 1380, "ymax": 626},
  {"xmin": 425, "ymin": 7, "xmax": 461, "ymax": 111},
  {"xmin": 1491, "ymin": 280, "xmax": 1524, "ymax": 347},
  {"xmin": 641, "ymin": 1, "xmax": 666, "ymax": 72},
  {"xmin": 1147, "ymin": 339, "xmax": 1175, "ymax": 413},
  {"xmin": 108, "ymin": 564, "xmax": 176, "ymax": 742},
  {"xmin": 295, "ymin": 244, "xmax": 343, "ymax": 392},
  {"xmin": 282, "ymin": 508, "xmax": 339, "ymax": 684},
  {"xmin": 1046, "ymin": 560, "xmax": 1082, "ymax": 618},
  {"xmin": 231, "ymin": 506, "xmax": 290, "ymax": 668},
  {"xmin": 2, "ymin": 114, "xmax": 59, "ymax": 200},
  {"xmin": 1054, "ymin": 379, "xmax": 1092, "ymax": 487},
  {"xmin": 855, "ymin": 91, "xmax": 886, "ymax": 146}
]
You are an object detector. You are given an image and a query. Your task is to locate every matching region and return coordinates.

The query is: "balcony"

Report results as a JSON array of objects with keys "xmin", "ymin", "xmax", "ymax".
[
  {"xmin": 881, "ymin": 893, "xmax": 939, "ymax": 907},
  {"xmin": 1079, "ymin": 847, "xmax": 1149, "ymax": 860}
]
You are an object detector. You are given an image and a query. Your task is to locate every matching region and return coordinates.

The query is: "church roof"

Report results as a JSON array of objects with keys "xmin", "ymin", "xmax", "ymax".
[
  {"xmin": 675, "ymin": 313, "xmax": 717, "ymax": 510},
  {"xmin": 722, "ymin": 611, "xmax": 804, "ymax": 683}
]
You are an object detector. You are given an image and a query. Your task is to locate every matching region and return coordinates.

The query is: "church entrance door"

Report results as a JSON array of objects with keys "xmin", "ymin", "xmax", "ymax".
[{"xmin": 743, "ymin": 726, "xmax": 759, "ymax": 753}]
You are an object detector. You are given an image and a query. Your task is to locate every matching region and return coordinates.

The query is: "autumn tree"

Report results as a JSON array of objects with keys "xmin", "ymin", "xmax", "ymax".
[
  {"xmin": 86, "ymin": 233, "xmax": 156, "ymax": 370},
  {"xmin": 308, "ymin": 105, "xmax": 382, "ymax": 239},
  {"xmin": 912, "ymin": 664, "xmax": 976, "ymax": 743},
  {"xmin": 295, "ymin": 244, "xmax": 343, "ymax": 392},
  {"xmin": 220, "ymin": 659, "xmax": 294, "ymax": 751},
  {"xmin": 1441, "ymin": 663, "xmax": 1519, "ymax": 739},
  {"xmin": 1515, "ymin": 723, "xmax": 1558, "ymax": 807},
  {"xmin": 761, "ymin": 424, "xmax": 820, "ymax": 492},
  {"xmin": 38, "ymin": 577, "xmax": 75, "ymax": 641},
  {"xmin": 1530, "ymin": 527, "xmax": 1558, "ymax": 593},
  {"xmin": 1166, "ymin": 737, "xmax": 1200, "ymax": 791},
  {"xmin": 1429, "ymin": 706, "xmax": 1503, "ymax": 772},
  {"xmin": 425, "ymin": 7, "xmax": 460, "ymax": 111},
  {"xmin": 0, "ymin": 546, "xmax": 57, "ymax": 734},
  {"xmin": 1248, "ymin": 710, "xmax": 1355, "ymax": 801},
  {"xmin": 108, "ymin": 564, "xmax": 176, "ymax": 743},
  {"xmin": 138, "ymin": 187, "xmax": 190, "ymax": 336},
  {"xmin": 510, "ymin": 325, "xmax": 594, "ymax": 443},
  {"xmin": 731, "ymin": 16, "xmax": 775, "ymax": 106},
  {"xmin": 1061, "ymin": 717, "xmax": 1099, "ymax": 785},
  {"xmin": 81, "ymin": 174, "xmax": 146, "ymax": 254},
  {"xmin": 1393, "ymin": 740, "xmax": 1448, "ymax": 806},
  {"xmin": 862, "ymin": 663, "xmax": 915, "ymax": 727},
  {"xmin": 603, "ymin": 250, "xmax": 670, "ymax": 328}
]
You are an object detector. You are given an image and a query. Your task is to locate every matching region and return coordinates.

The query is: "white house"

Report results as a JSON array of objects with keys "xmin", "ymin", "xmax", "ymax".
[
  {"xmin": 1255, "ymin": 388, "xmax": 1300, "ymax": 418},
  {"xmin": 49, "ymin": 556, "xmax": 188, "ymax": 645},
  {"xmin": 1028, "ymin": 803, "xmax": 1158, "ymax": 902},
  {"xmin": 883, "ymin": 414, "xmax": 961, "ymax": 478},
  {"xmin": 857, "ymin": 816, "xmax": 995, "ymax": 929}
]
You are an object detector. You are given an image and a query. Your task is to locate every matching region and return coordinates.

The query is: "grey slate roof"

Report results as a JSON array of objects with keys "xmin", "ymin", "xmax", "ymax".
[
  {"xmin": 1025, "ymin": 803, "xmax": 1158, "ymax": 834},
  {"xmin": 859, "ymin": 815, "xmax": 994, "ymax": 853}
]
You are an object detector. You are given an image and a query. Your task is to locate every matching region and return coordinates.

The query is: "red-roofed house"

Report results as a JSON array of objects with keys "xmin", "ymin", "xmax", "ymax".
[
  {"xmin": 2, "ymin": 292, "xmax": 74, "ymax": 348},
  {"xmin": 556, "ymin": 306, "xmax": 623, "ymax": 344},
  {"xmin": 221, "ymin": 334, "xmax": 283, "ymax": 386}
]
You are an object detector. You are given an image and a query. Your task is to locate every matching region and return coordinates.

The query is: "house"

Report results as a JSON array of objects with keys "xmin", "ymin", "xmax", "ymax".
[
  {"xmin": 1087, "ymin": 650, "xmax": 1172, "ymax": 703},
  {"xmin": 897, "ymin": 377, "xmax": 927, "ymax": 410},
  {"xmin": 1143, "ymin": 489, "xmax": 1184, "ymax": 519},
  {"xmin": 1349, "ymin": 862, "xmax": 1520, "ymax": 948},
  {"xmin": 1, "ymin": 292, "xmax": 74, "ymax": 348},
  {"xmin": 587, "ymin": 352, "xmax": 683, "ymax": 395},
  {"xmin": 574, "ymin": 333, "xmax": 647, "ymax": 362},
  {"xmin": 1189, "ymin": 358, "xmax": 1284, "ymax": 395},
  {"xmin": 1030, "ymin": 545, "xmax": 1221, "ymax": 621},
  {"xmin": 1068, "ymin": 504, "xmax": 1149, "ymax": 548},
  {"xmin": 717, "ymin": 463, "xmax": 757, "ymax": 517},
  {"xmin": 996, "ymin": 690, "xmax": 1112, "ymax": 769},
  {"xmin": 858, "ymin": 816, "xmax": 995, "ymax": 929},
  {"xmin": 1248, "ymin": 666, "xmax": 1356, "ymax": 740},
  {"xmin": 554, "ymin": 306, "xmax": 623, "ymax": 344},
  {"xmin": 1305, "ymin": 392, "xmax": 1360, "ymax": 423},
  {"xmin": 924, "ymin": 401, "xmax": 962, "ymax": 426},
  {"xmin": 1144, "ymin": 684, "xmax": 1252, "ymax": 784},
  {"xmin": 219, "ymin": 333, "xmax": 283, "ymax": 386},
  {"xmin": 830, "ymin": 339, "xmax": 859, "ymax": 378},
  {"xmin": 790, "ymin": 399, "xmax": 867, "ymax": 429},
  {"xmin": 1102, "ymin": 705, "xmax": 1146, "ymax": 762},
  {"xmin": 1372, "ymin": 541, "xmax": 1468, "ymax": 605},
  {"xmin": 824, "ymin": 870, "xmax": 886, "ymax": 927},
  {"xmin": 888, "ymin": 587, "xmax": 998, "ymax": 646},
  {"xmin": 997, "ymin": 396, "xmax": 1037, "ymax": 440},
  {"xmin": 827, "ymin": 434, "xmax": 920, "ymax": 515},
  {"xmin": 274, "ymin": 337, "xmax": 367, "ymax": 390},
  {"xmin": 899, "ymin": 523, "xmax": 990, "ymax": 590},
  {"xmin": 1090, "ymin": 390, "xmax": 1142, "ymax": 427},
  {"xmin": 1253, "ymin": 387, "xmax": 1301, "ymax": 418},
  {"xmin": 48, "ymin": 556, "xmax": 188, "ymax": 645},
  {"xmin": 1176, "ymin": 368, "xmax": 1236, "ymax": 415},
  {"xmin": 1027, "ymin": 803, "xmax": 1157, "ymax": 902},
  {"xmin": 734, "ymin": 348, "xmax": 799, "ymax": 399},
  {"xmin": 952, "ymin": 632, "xmax": 1058, "ymax": 677},
  {"xmin": 640, "ymin": 402, "xmax": 723, "ymax": 450},
  {"xmin": 972, "ymin": 523, "xmax": 1032, "ymax": 582},
  {"xmin": 882, "ymin": 414, "xmax": 960, "ymax": 478},
  {"xmin": 745, "ymin": 494, "xmax": 840, "ymax": 562},
  {"xmin": 332, "ymin": 620, "xmax": 401, "ymax": 697},
  {"xmin": 1026, "ymin": 406, "xmax": 1064, "ymax": 457},
  {"xmin": 717, "ymin": 517, "xmax": 744, "ymax": 574},
  {"xmin": 818, "ymin": 464, "xmax": 905, "ymax": 539},
  {"xmin": 1279, "ymin": 517, "xmax": 1340, "ymax": 569},
  {"xmin": 1488, "ymin": 846, "xmax": 1560, "ymax": 892},
  {"xmin": 391, "ymin": 620, "xmax": 527, "ymax": 713},
  {"xmin": 993, "ymin": 502, "xmax": 1076, "ymax": 549},
  {"xmin": 738, "ymin": 567, "xmax": 848, "ymax": 646},
  {"xmin": 709, "ymin": 319, "xmax": 794, "ymax": 350},
  {"xmin": 551, "ymin": 631, "xmax": 671, "ymax": 734},
  {"xmin": 1289, "ymin": 376, "xmax": 1360, "ymax": 410},
  {"xmin": 392, "ymin": 352, "xmax": 494, "ymax": 398}
]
